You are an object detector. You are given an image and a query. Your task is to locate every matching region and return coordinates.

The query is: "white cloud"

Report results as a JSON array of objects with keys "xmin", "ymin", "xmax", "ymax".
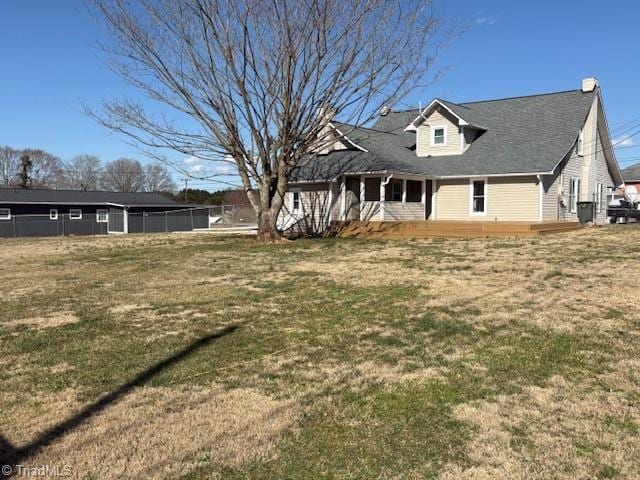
[
  {"xmin": 182, "ymin": 155, "xmax": 237, "ymax": 176},
  {"xmin": 613, "ymin": 136, "xmax": 635, "ymax": 148},
  {"xmin": 474, "ymin": 15, "xmax": 496, "ymax": 25}
]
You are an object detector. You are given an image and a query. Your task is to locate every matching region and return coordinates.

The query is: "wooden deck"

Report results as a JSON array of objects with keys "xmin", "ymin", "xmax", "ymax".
[{"xmin": 332, "ymin": 220, "xmax": 582, "ymax": 239}]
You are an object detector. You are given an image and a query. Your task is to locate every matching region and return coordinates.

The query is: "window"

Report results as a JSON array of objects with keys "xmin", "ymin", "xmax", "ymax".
[
  {"xmin": 0, "ymin": 208, "xmax": 10, "ymax": 220},
  {"xmin": 364, "ymin": 177, "xmax": 381, "ymax": 201},
  {"xmin": 431, "ymin": 126, "xmax": 446, "ymax": 146},
  {"xmin": 406, "ymin": 180, "xmax": 423, "ymax": 202},
  {"xmin": 470, "ymin": 179, "xmax": 487, "ymax": 215},
  {"xmin": 292, "ymin": 192, "xmax": 300, "ymax": 213},
  {"xmin": 595, "ymin": 183, "xmax": 603, "ymax": 213},
  {"xmin": 607, "ymin": 186, "xmax": 614, "ymax": 205},
  {"xmin": 577, "ymin": 129, "xmax": 584, "ymax": 156},
  {"xmin": 69, "ymin": 209, "xmax": 82, "ymax": 220},
  {"xmin": 49, "ymin": 209, "xmax": 58, "ymax": 220},
  {"xmin": 391, "ymin": 179, "xmax": 403, "ymax": 201},
  {"xmin": 568, "ymin": 177, "xmax": 580, "ymax": 213},
  {"xmin": 96, "ymin": 209, "xmax": 109, "ymax": 223}
]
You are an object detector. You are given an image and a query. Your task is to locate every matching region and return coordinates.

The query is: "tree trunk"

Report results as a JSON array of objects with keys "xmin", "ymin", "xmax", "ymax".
[{"xmin": 257, "ymin": 209, "xmax": 281, "ymax": 242}]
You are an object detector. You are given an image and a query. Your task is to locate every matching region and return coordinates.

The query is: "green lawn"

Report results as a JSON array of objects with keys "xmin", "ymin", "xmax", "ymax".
[{"xmin": 1, "ymin": 227, "xmax": 639, "ymax": 479}]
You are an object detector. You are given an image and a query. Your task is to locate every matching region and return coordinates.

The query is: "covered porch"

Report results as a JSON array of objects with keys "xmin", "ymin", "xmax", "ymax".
[{"xmin": 338, "ymin": 174, "xmax": 433, "ymax": 222}]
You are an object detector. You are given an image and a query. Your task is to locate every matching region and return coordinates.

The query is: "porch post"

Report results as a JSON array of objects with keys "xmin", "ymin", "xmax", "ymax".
[
  {"xmin": 123, "ymin": 208, "xmax": 129, "ymax": 234},
  {"xmin": 402, "ymin": 179, "xmax": 407, "ymax": 203},
  {"xmin": 359, "ymin": 175, "xmax": 365, "ymax": 220},
  {"xmin": 421, "ymin": 179, "xmax": 426, "ymax": 204},
  {"xmin": 431, "ymin": 179, "xmax": 437, "ymax": 220},
  {"xmin": 379, "ymin": 176, "xmax": 385, "ymax": 221},
  {"xmin": 327, "ymin": 181, "xmax": 333, "ymax": 226},
  {"xmin": 340, "ymin": 175, "xmax": 346, "ymax": 220}
]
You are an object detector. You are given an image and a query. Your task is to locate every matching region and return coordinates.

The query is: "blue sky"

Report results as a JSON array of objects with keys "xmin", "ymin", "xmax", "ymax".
[{"xmin": 1, "ymin": 0, "xmax": 639, "ymax": 189}]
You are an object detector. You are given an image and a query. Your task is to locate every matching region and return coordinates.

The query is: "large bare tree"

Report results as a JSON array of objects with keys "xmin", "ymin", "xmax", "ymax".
[
  {"xmin": 100, "ymin": 158, "xmax": 146, "ymax": 192},
  {"xmin": 88, "ymin": 0, "xmax": 450, "ymax": 240},
  {"xmin": 61, "ymin": 154, "xmax": 102, "ymax": 190},
  {"xmin": 143, "ymin": 163, "xmax": 176, "ymax": 193},
  {"xmin": 0, "ymin": 147, "xmax": 20, "ymax": 187}
]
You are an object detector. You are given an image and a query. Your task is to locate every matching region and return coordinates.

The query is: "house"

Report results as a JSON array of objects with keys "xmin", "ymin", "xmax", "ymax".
[
  {"xmin": 621, "ymin": 163, "xmax": 640, "ymax": 190},
  {"xmin": 282, "ymin": 78, "xmax": 624, "ymax": 234},
  {"xmin": 0, "ymin": 188, "xmax": 209, "ymax": 237}
]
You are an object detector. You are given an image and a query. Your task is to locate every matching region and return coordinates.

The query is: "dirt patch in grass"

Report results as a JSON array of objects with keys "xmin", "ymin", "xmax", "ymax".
[
  {"xmin": 4, "ymin": 385, "xmax": 299, "ymax": 479},
  {"xmin": 6, "ymin": 311, "xmax": 80, "ymax": 330}
]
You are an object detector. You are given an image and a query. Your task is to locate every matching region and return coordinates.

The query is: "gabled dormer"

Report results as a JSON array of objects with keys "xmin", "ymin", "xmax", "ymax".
[{"xmin": 405, "ymin": 99, "xmax": 486, "ymax": 157}]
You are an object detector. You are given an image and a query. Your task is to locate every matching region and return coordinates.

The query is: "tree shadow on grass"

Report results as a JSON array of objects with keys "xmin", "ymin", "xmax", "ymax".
[{"xmin": 0, "ymin": 324, "xmax": 238, "ymax": 478}]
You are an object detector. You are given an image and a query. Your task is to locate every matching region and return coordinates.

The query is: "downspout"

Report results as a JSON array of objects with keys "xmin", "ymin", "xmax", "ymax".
[
  {"xmin": 380, "ymin": 174, "xmax": 394, "ymax": 221},
  {"xmin": 537, "ymin": 174, "xmax": 544, "ymax": 222}
]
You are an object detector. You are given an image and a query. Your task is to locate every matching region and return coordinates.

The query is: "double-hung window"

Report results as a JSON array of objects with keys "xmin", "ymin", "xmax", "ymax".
[
  {"xmin": 577, "ymin": 129, "xmax": 584, "ymax": 156},
  {"xmin": 595, "ymin": 183, "xmax": 603, "ymax": 213},
  {"xmin": 96, "ymin": 209, "xmax": 109, "ymax": 223},
  {"xmin": 292, "ymin": 191, "xmax": 300, "ymax": 213},
  {"xmin": 49, "ymin": 209, "xmax": 58, "ymax": 220},
  {"xmin": 69, "ymin": 209, "xmax": 82, "ymax": 220},
  {"xmin": 568, "ymin": 178, "xmax": 580, "ymax": 213},
  {"xmin": 470, "ymin": 179, "xmax": 487, "ymax": 215},
  {"xmin": 431, "ymin": 126, "xmax": 446, "ymax": 146},
  {"xmin": 0, "ymin": 208, "xmax": 10, "ymax": 220}
]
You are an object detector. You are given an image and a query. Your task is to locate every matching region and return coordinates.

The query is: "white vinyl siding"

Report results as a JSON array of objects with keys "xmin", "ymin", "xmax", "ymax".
[
  {"xmin": 383, "ymin": 202, "xmax": 424, "ymax": 220},
  {"xmin": 416, "ymin": 106, "xmax": 462, "ymax": 157},
  {"xmin": 436, "ymin": 176, "xmax": 540, "ymax": 221}
]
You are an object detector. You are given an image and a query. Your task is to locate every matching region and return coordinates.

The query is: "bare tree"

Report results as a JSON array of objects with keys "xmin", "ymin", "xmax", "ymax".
[
  {"xmin": 100, "ymin": 158, "xmax": 145, "ymax": 192},
  {"xmin": 62, "ymin": 155, "xmax": 102, "ymax": 190},
  {"xmin": 88, "ymin": 0, "xmax": 451, "ymax": 240},
  {"xmin": 19, "ymin": 149, "xmax": 64, "ymax": 188},
  {"xmin": 143, "ymin": 163, "xmax": 176, "ymax": 193},
  {"xmin": 0, "ymin": 147, "xmax": 20, "ymax": 187}
]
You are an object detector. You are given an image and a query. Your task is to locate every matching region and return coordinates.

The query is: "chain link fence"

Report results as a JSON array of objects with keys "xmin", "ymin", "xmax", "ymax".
[{"xmin": 0, "ymin": 205, "xmax": 258, "ymax": 238}]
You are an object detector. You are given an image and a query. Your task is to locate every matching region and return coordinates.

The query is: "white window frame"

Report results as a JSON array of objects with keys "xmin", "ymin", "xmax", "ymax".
[
  {"xmin": 569, "ymin": 177, "xmax": 580, "ymax": 213},
  {"xmin": 291, "ymin": 190, "xmax": 301, "ymax": 213},
  {"xmin": 431, "ymin": 125, "xmax": 447, "ymax": 147},
  {"xmin": 469, "ymin": 178, "xmax": 488, "ymax": 216},
  {"xmin": 69, "ymin": 209, "xmax": 83, "ymax": 220},
  {"xmin": 49, "ymin": 209, "xmax": 58, "ymax": 220},
  {"xmin": 577, "ymin": 129, "xmax": 584, "ymax": 156},
  {"xmin": 595, "ymin": 182, "xmax": 603, "ymax": 213},
  {"xmin": 96, "ymin": 209, "xmax": 109, "ymax": 223},
  {"xmin": 0, "ymin": 208, "xmax": 11, "ymax": 220}
]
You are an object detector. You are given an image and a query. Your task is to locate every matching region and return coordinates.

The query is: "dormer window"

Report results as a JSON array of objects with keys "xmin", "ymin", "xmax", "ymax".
[
  {"xmin": 431, "ymin": 126, "xmax": 447, "ymax": 146},
  {"xmin": 577, "ymin": 129, "xmax": 584, "ymax": 156}
]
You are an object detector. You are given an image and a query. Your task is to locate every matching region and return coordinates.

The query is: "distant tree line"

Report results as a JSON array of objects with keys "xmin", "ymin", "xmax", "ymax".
[
  {"xmin": 169, "ymin": 188, "xmax": 250, "ymax": 205},
  {"xmin": 0, "ymin": 146, "xmax": 176, "ymax": 193}
]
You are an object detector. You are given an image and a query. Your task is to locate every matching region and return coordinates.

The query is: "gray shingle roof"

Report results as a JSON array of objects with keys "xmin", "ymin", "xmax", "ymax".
[
  {"xmin": 621, "ymin": 163, "xmax": 640, "ymax": 182},
  {"xmin": 0, "ymin": 188, "xmax": 183, "ymax": 207},
  {"xmin": 293, "ymin": 89, "xmax": 597, "ymax": 181}
]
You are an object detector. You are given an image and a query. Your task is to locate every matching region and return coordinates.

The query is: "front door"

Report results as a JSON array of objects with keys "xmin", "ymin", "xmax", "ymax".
[
  {"xmin": 425, "ymin": 180, "xmax": 433, "ymax": 219},
  {"xmin": 345, "ymin": 177, "xmax": 361, "ymax": 220}
]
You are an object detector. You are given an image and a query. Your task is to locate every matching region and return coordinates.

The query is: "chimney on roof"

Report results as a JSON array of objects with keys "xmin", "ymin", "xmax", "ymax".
[{"xmin": 581, "ymin": 77, "xmax": 599, "ymax": 93}]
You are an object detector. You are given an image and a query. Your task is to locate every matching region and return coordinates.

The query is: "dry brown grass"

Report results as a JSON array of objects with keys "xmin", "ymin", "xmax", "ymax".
[
  {"xmin": 3, "ymin": 386, "xmax": 298, "ymax": 479},
  {"xmin": 1, "ymin": 227, "xmax": 640, "ymax": 478}
]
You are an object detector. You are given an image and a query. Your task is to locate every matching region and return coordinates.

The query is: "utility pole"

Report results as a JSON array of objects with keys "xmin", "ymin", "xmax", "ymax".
[{"xmin": 183, "ymin": 178, "xmax": 189, "ymax": 203}]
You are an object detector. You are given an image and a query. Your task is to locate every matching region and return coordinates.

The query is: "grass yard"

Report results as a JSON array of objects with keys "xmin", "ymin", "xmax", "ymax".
[{"xmin": 1, "ymin": 227, "xmax": 640, "ymax": 479}]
